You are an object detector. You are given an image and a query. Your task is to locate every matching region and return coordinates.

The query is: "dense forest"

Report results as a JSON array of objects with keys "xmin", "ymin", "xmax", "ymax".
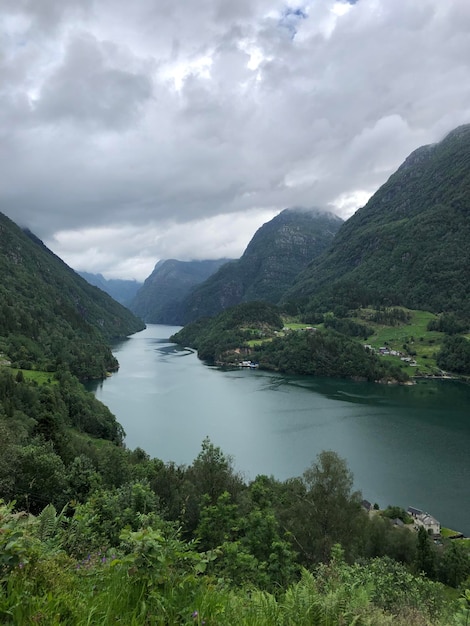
[{"xmin": 0, "ymin": 212, "xmax": 144, "ymax": 379}]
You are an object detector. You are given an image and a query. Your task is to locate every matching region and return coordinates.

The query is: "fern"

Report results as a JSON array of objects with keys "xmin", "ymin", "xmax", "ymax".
[{"xmin": 37, "ymin": 503, "xmax": 57, "ymax": 542}]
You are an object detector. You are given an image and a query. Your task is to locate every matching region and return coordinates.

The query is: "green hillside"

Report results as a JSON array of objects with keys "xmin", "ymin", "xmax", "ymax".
[
  {"xmin": 287, "ymin": 125, "xmax": 470, "ymax": 318},
  {"xmin": 171, "ymin": 301, "xmax": 409, "ymax": 382},
  {"xmin": 171, "ymin": 301, "xmax": 283, "ymax": 361},
  {"xmin": 0, "ymin": 212, "xmax": 144, "ymax": 379}
]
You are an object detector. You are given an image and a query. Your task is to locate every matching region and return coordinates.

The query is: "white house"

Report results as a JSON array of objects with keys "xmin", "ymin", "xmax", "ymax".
[{"xmin": 407, "ymin": 507, "xmax": 441, "ymax": 536}]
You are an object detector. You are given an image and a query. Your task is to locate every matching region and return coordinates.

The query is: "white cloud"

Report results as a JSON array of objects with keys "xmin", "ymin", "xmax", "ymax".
[
  {"xmin": 48, "ymin": 208, "xmax": 279, "ymax": 280},
  {"xmin": 1, "ymin": 0, "xmax": 470, "ymax": 279}
]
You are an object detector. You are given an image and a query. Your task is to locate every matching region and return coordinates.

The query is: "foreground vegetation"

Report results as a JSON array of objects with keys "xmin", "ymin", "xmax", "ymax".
[
  {"xmin": 3, "ymin": 500, "xmax": 468, "ymax": 625},
  {"xmin": 1, "ymin": 364, "xmax": 469, "ymax": 623}
]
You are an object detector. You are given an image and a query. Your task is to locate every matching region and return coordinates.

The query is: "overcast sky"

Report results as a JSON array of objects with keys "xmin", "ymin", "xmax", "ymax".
[{"xmin": 2, "ymin": 0, "xmax": 470, "ymax": 280}]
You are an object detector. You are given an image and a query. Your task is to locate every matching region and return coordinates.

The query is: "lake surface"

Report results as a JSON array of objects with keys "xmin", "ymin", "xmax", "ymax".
[{"xmin": 89, "ymin": 324, "xmax": 470, "ymax": 536}]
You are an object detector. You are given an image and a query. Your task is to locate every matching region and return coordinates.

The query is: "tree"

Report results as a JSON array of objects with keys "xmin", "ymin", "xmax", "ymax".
[
  {"xmin": 288, "ymin": 451, "xmax": 364, "ymax": 563},
  {"xmin": 184, "ymin": 438, "xmax": 244, "ymax": 535},
  {"xmin": 15, "ymin": 442, "xmax": 67, "ymax": 513},
  {"xmin": 196, "ymin": 491, "xmax": 240, "ymax": 551},
  {"xmin": 438, "ymin": 541, "xmax": 470, "ymax": 588},
  {"xmin": 415, "ymin": 526, "xmax": 437, "ymax": 579}
]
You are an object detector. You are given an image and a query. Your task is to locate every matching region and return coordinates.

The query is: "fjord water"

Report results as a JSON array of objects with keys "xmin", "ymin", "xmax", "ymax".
[{"xmin": 90, "ymin": 324, "xmax": 470, "ymax": 536}]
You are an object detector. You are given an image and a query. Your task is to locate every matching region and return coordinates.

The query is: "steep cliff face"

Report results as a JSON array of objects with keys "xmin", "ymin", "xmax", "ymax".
[
  {"xmin": 180, "ymin": 208, "xmax": 343, "ymax": 323},
  {"xmin": 129, "ymin": 258, "xmax": 231, "ymax": 323},
  {"xmin": 287, "ymin": 125, "xmax": 470, "ymax": 316}
]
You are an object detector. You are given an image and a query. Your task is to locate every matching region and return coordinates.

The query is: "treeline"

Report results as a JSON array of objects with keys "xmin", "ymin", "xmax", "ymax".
[
  {"xmin": 424, "ymin": 314, "xmax": 470, "ymax": 374},
  {"xmin": 437, "ymin": 335, "xmax": 470, "ymax": 375},
  {"xmin": 428, "ymin": 313, "xmax": 470, "ymax": 335},
  {"xmin": 253, "ymin": 329, "xmax": 409, "ymax": 382},
  {"xmin": 323, "ymin": 313, "xmax": 374, "ymax": 338}
]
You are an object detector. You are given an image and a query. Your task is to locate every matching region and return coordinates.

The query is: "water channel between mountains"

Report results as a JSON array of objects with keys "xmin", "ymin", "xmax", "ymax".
[{"xmin": 88, "ymin": 324, "xmax": 470, "ymax": 537}]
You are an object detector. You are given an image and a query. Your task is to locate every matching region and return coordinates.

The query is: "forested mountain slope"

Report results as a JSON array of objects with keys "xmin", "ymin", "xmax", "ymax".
[
  {"xmin": 181, "ymin": 208, "xmax": 343, "ymax": 323},
  {"xmin": 287, "ymin": 125, "xmax": 470, "ymax": 317},
  {"xmin": 129, "ymin": 258, "xmax": 230, "ymax": 324},
  {"xmin": 0, "ymin": 212, "xmax": 144, "ymax": 378}
]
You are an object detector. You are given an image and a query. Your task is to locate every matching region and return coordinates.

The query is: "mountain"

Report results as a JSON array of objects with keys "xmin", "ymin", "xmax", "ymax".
[
  {"xmin": 287, "ymin": 125, "xmax": 470, "ymax": 317},
  {"xmin": 129, "ymin": 258, "xmax": 231, "ymax": 324},
  {"xmin": 79, "ymin": 272, "xmax": 142, "ymax": 306},
  {"xmin": 180, "ymin": 208, "xmax": 343, "ymax": 323},
  {"xmin": 0, "ymin": 213, "xmax": 144, "ymax": 379}
]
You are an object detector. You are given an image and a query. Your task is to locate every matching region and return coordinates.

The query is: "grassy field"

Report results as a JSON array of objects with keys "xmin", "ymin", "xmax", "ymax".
[
  {"xmin": 10, "ymin": 368, "xmax": 57, "ymax": 385},
  {"xmin": 246, "ymin": 308, "xmax": 449, "ymax": 377},
  {"xmin": 355, "ymin": 308, "xmax": 445, "ymax": 376}
]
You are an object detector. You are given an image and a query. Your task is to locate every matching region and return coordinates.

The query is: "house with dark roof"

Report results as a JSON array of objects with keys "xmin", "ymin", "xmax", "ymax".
[
  {"xmin": 407, "ymin": 506, "xmax": 423, "ymax": 518},
  {"xmin": 407, "ymin": 506, "xmax": 440, "ymax": 536}
]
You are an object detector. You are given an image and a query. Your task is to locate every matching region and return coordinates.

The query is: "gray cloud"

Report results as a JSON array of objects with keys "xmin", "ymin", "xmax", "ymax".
[
  {"xmin": 35, "ymin": 35, "xmax": 153, "ymax": 129},
  {"xmin": 1, "ymin": 0, "xmax": 470, "ymax": 280}
]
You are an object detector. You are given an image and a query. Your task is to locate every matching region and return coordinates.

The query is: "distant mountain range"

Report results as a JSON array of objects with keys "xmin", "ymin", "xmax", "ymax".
[
  {"xmin": 129, "ymin": 259, "xmax": 231, "ymax": 324},
  {"xmin": 78, "ymin": 272, "xmax": 142, "ymax": 306}
]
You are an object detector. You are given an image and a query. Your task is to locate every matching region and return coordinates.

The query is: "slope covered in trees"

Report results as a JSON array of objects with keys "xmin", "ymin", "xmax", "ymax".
[
  {"xmin": 287, "ymin": 125, "xmax": 470, "ymax": 319},
  {"xmin": 171, "ymin": 301, "xmax": 284, "ymax": 361},
  {"xmin": 180, "ymin": 208, "xmax": 343, "ymax": 323},
  {"xmin": 171, "ymin": 301, "xmax": 409, "ymax": 382},
  {"xmin": 0, "ymin": 212, "xmax": 144, "ymax": 379}
]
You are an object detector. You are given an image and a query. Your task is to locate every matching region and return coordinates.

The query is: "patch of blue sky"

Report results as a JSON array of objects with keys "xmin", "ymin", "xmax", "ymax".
[{"xmin": 279, "ymin": 6, "xmax": 308, "ymax": 39}]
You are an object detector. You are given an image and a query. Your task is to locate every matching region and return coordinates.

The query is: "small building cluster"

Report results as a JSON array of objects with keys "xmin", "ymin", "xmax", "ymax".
[
  {"xmin": 407, "ymin": 507, "xmax": 441, "ymax": 537},
  {"xmin": 363, "ymin": 345, "xmax": 418, "ymax": 366}
]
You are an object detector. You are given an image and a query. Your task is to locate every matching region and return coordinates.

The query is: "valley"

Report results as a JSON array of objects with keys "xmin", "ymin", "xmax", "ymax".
[{"xmin": 1, "ymin": 124, "xmax": 469, "ymax": 624}]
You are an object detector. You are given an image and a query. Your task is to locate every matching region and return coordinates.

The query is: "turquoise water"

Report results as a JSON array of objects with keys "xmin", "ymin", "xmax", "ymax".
[{"xmin": 89, "ymin": 324, "xmax": 470, "ymax": 535}]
